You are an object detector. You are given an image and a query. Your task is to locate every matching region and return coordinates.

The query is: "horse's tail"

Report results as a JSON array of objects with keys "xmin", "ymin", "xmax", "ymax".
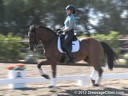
[{"xmin": 101, "ymin": 41, "xmax": 117, "ymax": 70}]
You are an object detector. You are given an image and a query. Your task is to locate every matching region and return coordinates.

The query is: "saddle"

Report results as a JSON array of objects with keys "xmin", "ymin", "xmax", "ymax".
[{"xmin": 57, "ymin": 34, "xmax": 80, "ymax": 53}]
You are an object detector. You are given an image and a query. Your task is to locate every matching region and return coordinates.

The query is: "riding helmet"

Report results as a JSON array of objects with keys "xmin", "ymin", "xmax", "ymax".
[{"xmin": 65, "ymin": 5, "xmax": 76, "ymax": 14}]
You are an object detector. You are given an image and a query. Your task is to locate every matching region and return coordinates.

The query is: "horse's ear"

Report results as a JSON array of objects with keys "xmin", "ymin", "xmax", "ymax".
[{"xmin": 29, "ymin": 25, "xmax": 36, "ymax": 32}]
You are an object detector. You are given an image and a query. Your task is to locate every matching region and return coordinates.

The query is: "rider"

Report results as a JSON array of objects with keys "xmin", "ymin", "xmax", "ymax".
[{"xmin": 61, "ymin": 5, "xmax": 77, "ymax": 63}]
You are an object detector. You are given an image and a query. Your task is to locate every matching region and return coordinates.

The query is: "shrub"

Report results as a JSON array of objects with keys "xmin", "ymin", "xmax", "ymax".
[
  {"xmin": 0, "ymin": 33, "xmax": 24, "ymax": 61},
  {"xmin": 91, "ymin": 31, "xmax": 121, "ymax": 48}
]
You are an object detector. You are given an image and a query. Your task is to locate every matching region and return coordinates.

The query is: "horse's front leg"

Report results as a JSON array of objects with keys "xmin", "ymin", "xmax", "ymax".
[
  {"xmin": 50, "ymin": 63, "xmax": 57, "ymax": 88},
  {"xmin": 37, "ymin": 60, "xmax": 50, "ymax": 79}
]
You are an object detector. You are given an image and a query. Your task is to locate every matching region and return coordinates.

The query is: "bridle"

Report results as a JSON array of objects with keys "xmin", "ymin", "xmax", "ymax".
[
  {"xmin": 29, "ymin": 26, "xmax": 57, "ymax": 49},
  {"xmin": 29, "ymin": 28, "xmax": 39, "ymax": 49}
]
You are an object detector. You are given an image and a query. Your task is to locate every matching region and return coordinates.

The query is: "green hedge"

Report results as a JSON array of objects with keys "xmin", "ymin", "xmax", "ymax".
[
  {"xmin": 0, "ymin": 33, "xmax": 24, "ymax": 61},
  {"xmin": 91, "ymin": 31, "xmax": 121, "ymax": 48}
]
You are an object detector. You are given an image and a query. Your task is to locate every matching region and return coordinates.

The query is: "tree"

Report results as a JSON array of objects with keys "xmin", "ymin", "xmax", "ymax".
[
  {"xmin": 0, "ymin": 0, "xmax": 127, "ymax": 36},
  {"xmin": 0, "ymin": 0, "xmax": 5, "ymax": 33},
  {"xmin": 4, "ymin": 0, "xmax": 26, "ymax": 35},
  {"xmin": 90, "ymin": 0, "xmax": 128, "ymax": 34}
]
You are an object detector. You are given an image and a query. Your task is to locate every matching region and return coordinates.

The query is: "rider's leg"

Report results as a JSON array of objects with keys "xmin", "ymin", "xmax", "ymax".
[{"xmin": 63, "ymin": 30, "xmax": 75, "ymax": 63}]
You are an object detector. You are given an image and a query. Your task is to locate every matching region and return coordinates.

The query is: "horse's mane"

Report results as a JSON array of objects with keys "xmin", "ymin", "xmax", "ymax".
[
  {"xmin": 29, "ymin": 25, "xmax": 57, "ymax": 36},
  {"xmin": 38, "ymin": 25, "xmax": 57, "ymax": 35}
]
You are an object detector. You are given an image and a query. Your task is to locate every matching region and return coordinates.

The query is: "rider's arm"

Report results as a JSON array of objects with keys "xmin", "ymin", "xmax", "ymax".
[{"xmin": 63, "ymin": 20, "xmax": 73, "ymax": 32}]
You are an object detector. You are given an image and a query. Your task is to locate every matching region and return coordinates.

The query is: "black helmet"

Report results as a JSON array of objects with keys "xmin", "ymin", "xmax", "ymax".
[{"xmin": 65, "ymin": 5, "xmax": 76, "ymax": 13}]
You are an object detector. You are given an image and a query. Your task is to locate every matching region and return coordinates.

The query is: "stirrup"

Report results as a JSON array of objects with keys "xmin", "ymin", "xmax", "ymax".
[{"xmin": 67, "ymin": 58, "xmax": 75, "ymax": 64}]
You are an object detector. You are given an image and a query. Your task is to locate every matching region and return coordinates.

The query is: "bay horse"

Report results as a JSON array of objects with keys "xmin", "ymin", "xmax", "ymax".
[{"xmin": 28, "ymin": 25, "xmax": 116, "ymax": 87}]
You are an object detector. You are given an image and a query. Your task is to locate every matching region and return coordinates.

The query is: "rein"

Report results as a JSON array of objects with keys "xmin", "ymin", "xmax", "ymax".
[
  {"xmin": 32, "ymin": 26, "xmax": 57, "ymax": 44},
  {"xmin": 41, "ymin": 33, "xmax": 56, "ymax": 43}
]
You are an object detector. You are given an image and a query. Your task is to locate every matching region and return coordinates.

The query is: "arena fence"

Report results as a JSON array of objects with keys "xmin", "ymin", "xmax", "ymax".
[{"xmin": 0, "ymin": 70, "xmax": 128, "ymax": 89}]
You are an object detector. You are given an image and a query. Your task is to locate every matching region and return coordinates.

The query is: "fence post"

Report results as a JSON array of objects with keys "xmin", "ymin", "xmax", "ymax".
[
  {"xmin": 8, "ymin": 70, "xmax": 26, "ymax": 89},
  {"xmin": 76, "ymin": 75, "xmax": 89, "ymax": 86}
]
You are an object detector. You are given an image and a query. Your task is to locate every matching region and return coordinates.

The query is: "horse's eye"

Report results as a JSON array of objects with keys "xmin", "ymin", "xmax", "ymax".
[{"xmin": 30, "ymin": 32, "xmax": 34, "ymax": 36}]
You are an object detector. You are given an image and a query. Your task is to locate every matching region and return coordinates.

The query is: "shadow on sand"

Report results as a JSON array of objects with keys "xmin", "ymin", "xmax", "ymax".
[{"xmin": 48, "ymin": 85, "xmax": 128, "ymax": 96}]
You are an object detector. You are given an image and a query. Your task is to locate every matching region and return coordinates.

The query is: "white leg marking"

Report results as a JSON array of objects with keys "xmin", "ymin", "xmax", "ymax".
[
  {"xmin": 90, "ymin": 69, "xmax": 102, "ymax": 85},
  {"xmin": 95, "ymin": 77, "xmax": 102, "ymax": 85},
  {"xmin": 90, "ymin": 69, "xmax": 98, "ymax": 80},
  {"xmin": 51, "ymin": 78, "xmax": 57, "ymax": 87},
  {"xmin": 39, "ymin": 68, "xmax": 47, "ymax": 76}
]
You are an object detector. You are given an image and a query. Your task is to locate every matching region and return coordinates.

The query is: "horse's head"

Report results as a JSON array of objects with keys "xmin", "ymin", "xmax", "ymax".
[
  {"xmin": 28, "ymin": 25, "xmax": 57, "ymax": 51},
  {"xmin": 28, "ymin": 25, "xmax": 40, "ymax": 51}
]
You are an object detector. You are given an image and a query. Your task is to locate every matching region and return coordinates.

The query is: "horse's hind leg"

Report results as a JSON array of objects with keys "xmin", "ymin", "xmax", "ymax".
[
  {"xmin": 90, "ymin": 67, "xmax": 103, "ymax": 86},
  {"xmin": 85, "ymin": 57, "xmax": 103, "ymax": 86},
  {"xmin": 88, "ymin": 55, "xmax": 103, "ymax": 86}
]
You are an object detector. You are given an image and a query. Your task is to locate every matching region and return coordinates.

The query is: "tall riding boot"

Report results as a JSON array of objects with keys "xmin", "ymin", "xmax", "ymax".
[{"xmin": 66, "ymin": 49, "xmax": 75, "ymax": 63}]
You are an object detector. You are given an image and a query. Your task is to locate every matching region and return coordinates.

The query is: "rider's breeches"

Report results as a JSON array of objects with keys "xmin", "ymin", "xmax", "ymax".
[{"xmin": 63, "ymin": 29, "xmax": 74, "ymax": 51}]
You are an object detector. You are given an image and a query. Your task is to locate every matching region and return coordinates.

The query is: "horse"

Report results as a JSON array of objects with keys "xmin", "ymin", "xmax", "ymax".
[{"xmin": 28, "ymin": 25, "xmax": 117, "ymax": 87}]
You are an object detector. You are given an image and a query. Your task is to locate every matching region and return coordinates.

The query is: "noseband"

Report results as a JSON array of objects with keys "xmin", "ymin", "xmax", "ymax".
[{"xmin": 30, "ymin": 27, "xmax": 39, "ymax": 47}]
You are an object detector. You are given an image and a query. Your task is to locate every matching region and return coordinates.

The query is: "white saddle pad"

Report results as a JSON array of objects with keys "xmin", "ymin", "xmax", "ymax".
[{"xmin": 57, "ymin": 37, "xmax": 80, "ymax": 53}]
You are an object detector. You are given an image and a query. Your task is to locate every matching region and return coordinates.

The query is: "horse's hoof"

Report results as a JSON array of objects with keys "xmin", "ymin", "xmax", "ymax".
[
  {"xmin": 49, "ymin": 85, "xmax": 58, "ymax": 92},
  {"xmin": 91, "ymin": 79, "xmax": 100, "ymax": 86},
  {"xmin": 94, "ymin": 84, "xmax": 99, "ymax": 86},
  {"xmin": 49, "ymin": 85, "xmax": 56, "ymax": 88},
  {"xmin": 91, "ymin": 79, "xmax": 95, "ymax": 86},
  {"xmin": 41, "ymin": 74, "xmax": 50, "ymax": 79}
]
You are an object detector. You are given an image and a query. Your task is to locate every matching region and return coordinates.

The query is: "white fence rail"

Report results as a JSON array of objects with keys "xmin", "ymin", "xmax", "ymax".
[
  {"xmin": 0, "ymin": 71, "xmax": 128, "ymax": 89},
  {"xmin": 0, "ymin": 73, "xmax": 128, "ymax": 84}
]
